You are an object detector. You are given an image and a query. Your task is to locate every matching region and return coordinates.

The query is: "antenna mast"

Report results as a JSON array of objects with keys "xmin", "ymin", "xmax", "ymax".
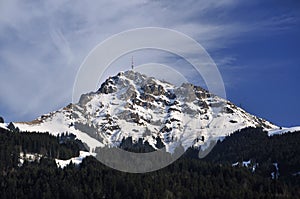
[{"xmin": 131, "ymin": 56, "xmax": 134, "ymax": 70}]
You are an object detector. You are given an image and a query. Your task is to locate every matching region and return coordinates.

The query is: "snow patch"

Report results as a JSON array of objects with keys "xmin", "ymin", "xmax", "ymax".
[
  {"xmin": 18, "ymin": 152, "xmax": 43, "ymax": 167},
  {"xmin": 232, "ymin": 162, "xmax": 239, "ymax": 167},
  {"xmin": 55, "ymin": 151, "xmax": 96, "ymax": 168},
  {"xmin": 242, "ymin": 160, "xmax": 251, "ymax": 167},
  {"xmin": 0, "ymin": 123, "xmax": 9, "ymax": 130},
  {"xmin": 271, "ymin": 162, "xmax": 279, "ymax": 179},
  {"xmin": 268, "ymin": 126, "xmax": 300, "ymax": 136}
]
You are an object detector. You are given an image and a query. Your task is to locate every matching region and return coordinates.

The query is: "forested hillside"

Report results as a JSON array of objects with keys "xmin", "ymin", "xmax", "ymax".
[{"xmin": 0, "ymin": 126, "xmax": 299, "ymax": 198}]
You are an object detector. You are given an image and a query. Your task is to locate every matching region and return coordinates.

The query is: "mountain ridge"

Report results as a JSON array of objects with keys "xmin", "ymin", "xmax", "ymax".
[{"xmin": 8, "ymin": 70, "xmax": 281, "ymax": 153}]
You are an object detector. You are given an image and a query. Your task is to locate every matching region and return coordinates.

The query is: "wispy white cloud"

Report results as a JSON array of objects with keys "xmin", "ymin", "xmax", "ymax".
[{"xmin": 50, "ymin": 27, "xmax": 74, "ymax": 64}]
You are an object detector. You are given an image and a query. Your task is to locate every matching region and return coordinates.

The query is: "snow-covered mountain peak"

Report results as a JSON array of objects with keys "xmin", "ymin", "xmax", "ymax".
[
  {"xmin": 13, "ymin": 70, "xmax": 278, "ymax": 153},
  {"xmin": 97, "ymin": 70, "xmax": 172, "ymax": 97}
]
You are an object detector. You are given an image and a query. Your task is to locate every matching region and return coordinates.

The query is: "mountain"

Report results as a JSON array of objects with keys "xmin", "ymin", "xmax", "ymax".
[{"xmin": 9, "ymin": 70, "xmax": 280, "ymax": 153}]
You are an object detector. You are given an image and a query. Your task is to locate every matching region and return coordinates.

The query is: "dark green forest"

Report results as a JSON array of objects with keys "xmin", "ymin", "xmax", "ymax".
[{"xmin": 0, "ymin": 125, "xmax": 299, "ymax": 198}]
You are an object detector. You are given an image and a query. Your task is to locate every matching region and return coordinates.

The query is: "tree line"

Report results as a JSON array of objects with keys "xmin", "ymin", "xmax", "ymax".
[{"xmin": 0, "ymin": 125, "xmax": 299, "ymax": 198}]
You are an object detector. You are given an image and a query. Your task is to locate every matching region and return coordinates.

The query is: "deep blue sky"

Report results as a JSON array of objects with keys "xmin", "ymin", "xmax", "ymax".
[
  {"xmin": 216, "ymin": 30, "xmax": 300, "ymax": 127},
  {"xmin": 0, "ymin": 0, "xmax": 299, "ymax": 127},
  {"xmin": 211, "ymin": 1, "xmax": 300, "ymax": 127}
]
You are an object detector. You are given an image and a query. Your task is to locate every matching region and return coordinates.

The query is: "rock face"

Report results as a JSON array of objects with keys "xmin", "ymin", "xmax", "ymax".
[{"xmin": 13, "ymin": 70, "xmax": 277, "ymax": 153}]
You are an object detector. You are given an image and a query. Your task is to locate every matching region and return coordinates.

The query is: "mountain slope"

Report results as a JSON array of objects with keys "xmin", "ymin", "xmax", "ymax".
[{"xmin": 13, "ymin": 70, "xmax": 278, "ymax": 153}]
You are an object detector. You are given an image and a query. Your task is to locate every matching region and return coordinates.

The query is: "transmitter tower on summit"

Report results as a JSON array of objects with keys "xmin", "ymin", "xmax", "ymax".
[{"xmin": 131, "ymin": 56, "xmax": 134, "ymax": 70}]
